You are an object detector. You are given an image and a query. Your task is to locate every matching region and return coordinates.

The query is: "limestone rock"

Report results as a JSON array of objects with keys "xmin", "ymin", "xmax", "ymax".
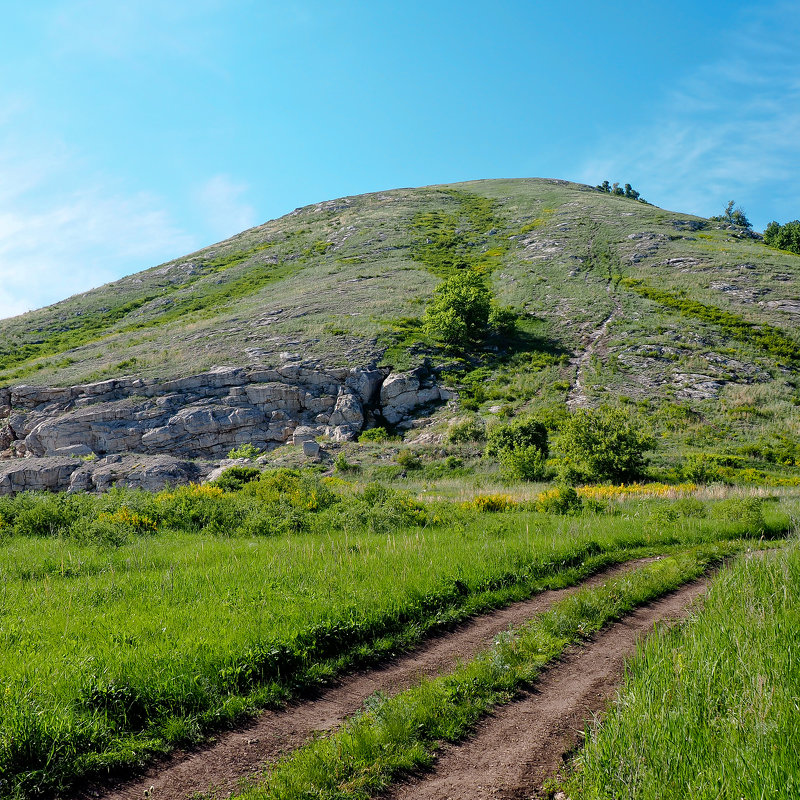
[
  {"xmin": 292, "ymin": 426, "xmax": 319, "ymax": 445},
  {"xmin": 0, "ymin": 362, "xmax": 447, "ymax": 490},
  {"xmin": 379, "ymin": 369, "xmax": 442, "ymax": 425},
  {"xmin": 68, "ymin": 454, "xmax": 207, "ymax": 493},
  {"xmin": 302, "ymin": 440, "xmax": 321, "ymax": 458},
  {"xmin": 0, "ymin": 457, "xmax": 81, "ymax": 494}
]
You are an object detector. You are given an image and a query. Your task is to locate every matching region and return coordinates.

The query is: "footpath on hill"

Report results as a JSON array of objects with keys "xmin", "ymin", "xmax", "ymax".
[
  {"xmin": 81, "ymin": 559, "xmax": 658, "ymax": 800},
  {"xmin": 382, "ymin": 577, "xmax": 712, "ymax": 800}
]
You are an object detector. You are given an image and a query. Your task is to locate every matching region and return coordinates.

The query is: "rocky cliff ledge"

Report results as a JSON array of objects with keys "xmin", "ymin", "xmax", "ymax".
[{"xmin": 0, "ymin": 358, "xmax": 451, "ymax": 493}]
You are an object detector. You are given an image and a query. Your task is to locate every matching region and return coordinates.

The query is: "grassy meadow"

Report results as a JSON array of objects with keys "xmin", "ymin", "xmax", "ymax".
[
  {"xmin": 0, "ymin": 471, "xmax": 794, "ymax": 797},
  {"xmin": 563, "ymin": 542, "xmax": 800, "ymax": 799}
]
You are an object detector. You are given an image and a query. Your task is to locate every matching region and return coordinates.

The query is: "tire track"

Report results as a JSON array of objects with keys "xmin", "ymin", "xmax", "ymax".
[
  {"xmin": 80, "ymin": 559, "xmax": 656, "ymax": 800},
  {"xmin": 383, "ymin": 575, "xmax": 711, "ymax": 800}
]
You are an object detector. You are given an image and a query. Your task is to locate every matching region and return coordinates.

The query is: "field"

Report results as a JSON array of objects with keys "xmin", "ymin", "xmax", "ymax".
[
  {"xmin": 2, "ymin": 178, "xmax": 800, "ymax": 797},
  {"xmin": 0, "ymin": 471, "xmax": 796, "ymax": 798},
  {"xmin": 563, "ymin": 542, "xmax": 800, "ymax": 799}
]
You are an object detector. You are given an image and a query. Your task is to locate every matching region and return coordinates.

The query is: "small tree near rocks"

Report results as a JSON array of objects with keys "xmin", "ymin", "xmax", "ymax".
[{"xmin": 423, "ymin": 271, "xmax": 491, "ymax": 350}]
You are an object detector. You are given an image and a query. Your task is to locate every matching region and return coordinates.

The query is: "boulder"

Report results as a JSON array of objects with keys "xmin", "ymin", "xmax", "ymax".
[
  {"xmin": 379, "ymin": 370, "xmax": 441, "ymax": 425},
  {"xmin": 302, "ymin": 440, "xmax": 321, "ymax": 458},
  {"xmin": 292, "ymin": 426, "xmax": 318, "ymax": 445},
  {"xmin": 0, "ymin": 457, "xmax": 81, "ymax": 494}
]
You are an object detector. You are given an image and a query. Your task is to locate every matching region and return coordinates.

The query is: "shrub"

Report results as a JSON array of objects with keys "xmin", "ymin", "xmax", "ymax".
[
  {"xmin": 498, "ymin": 444, "xmax": 548, "ymax": 481},
  {"xmin": 461, "ymin": 494, "xmax": 515, "ymax": 512},
  {"xmin": 712, "ymin": 497, "xmax": 764, "ymax": 530},
  {"xmin": 485, "ymin": 417, "xmax": 548, "ymax": 458},
  {"xmin": 423, "ymin": 271, "xmax": 492, "ymax": 349},
  {"xmin": 488, "ymin": 304, "xmax": 517, "ymax": 335},
  {"xmin": 210, "ymin": 466, "xmax": 262, "ymax": 492},
  {"xmin": 74, "ymin": 507, "xmax": 158, "ymax": 547},
  {"xmin": 557, "ymin": 406, "xmax": 655, "ymax": 483},
  {"xmin": 334, "ymin": 453, "xmax": 359, "ymax": 473},
  {"xmin": 359, "ymin": 427, "xmax": 390, "ymax": 443},
  {"xmin": 9, "ymin": 492, "xmax": 91, "ymax": 538},
  {"xmin": 156, "ymin": 484, "xmax": 240, "ymax": 534},
  {"xmin": 396, "ymin": 449, "xmax": 423, "ymax": 470},
  {"xmin": 227, "ymin": 443, "xmax": 263, "ymax": 460},
  {"xmin": 485, "ymin": 417, "xmax": 549, "ymax": 482},
  {"xmin": 447, "ymin": 416, "xmax": 485, "ymax": 444},
  {"xmin": 534, "ymin": 486, "xmax": 582, "ymax": 515}
]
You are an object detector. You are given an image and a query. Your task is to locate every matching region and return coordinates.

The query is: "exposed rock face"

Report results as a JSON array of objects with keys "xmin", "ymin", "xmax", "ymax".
[
  {"xmin": 0, "ymin": 361, "xmax": 453, "ymax": 493},
  {"xmin": 67, "ymin": 454, "xmax": 208, "ymax": 493},
  {"xmin": 379, "ymin": 367, "xmax": 447, "ymax": 426},
  {"xmin": 0, "ymin": 454, "xmax": 208, "ymax": 495},
  {"xmin": 0, "ymin": 457, "xmax": 82, "ymax": 494}
]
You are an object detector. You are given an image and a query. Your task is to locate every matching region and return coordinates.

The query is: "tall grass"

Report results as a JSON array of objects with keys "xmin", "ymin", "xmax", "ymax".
[
  {"xmin": 234, "ymin": 546, "xmax": 730, "ymax": 800},
  {"xmin": 0, "ymin": 488, "xmax": 792, "ymax": 797},
  {"xmin": 564, "ymin": 543, "xmax": 800, "ymax": 799}
]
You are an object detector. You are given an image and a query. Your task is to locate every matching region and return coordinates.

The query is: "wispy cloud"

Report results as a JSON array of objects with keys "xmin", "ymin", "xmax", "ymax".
[
  {"xmin": 196, "ymin": 174, "xmax": 258, "ymax": 241},
  {"xmin": 574, "ymin": 4, "xmax": 800, "ymax": 228},
  {"xmin": 0, "ymin": 129, "xmax": 196, "ymax": 320},
  {"xmin": 43, "ymin": 0, "xmax": 224, "ymax": 61}
]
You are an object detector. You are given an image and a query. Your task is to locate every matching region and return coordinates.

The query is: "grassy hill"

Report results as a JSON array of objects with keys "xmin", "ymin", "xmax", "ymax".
[{"xmin": 2, "ymin": 177, "xmax": 800, "ymax": 480}]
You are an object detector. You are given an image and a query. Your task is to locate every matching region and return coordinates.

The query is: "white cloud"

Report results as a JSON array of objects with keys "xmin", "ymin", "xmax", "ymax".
[
  {"xmin": 573, "ymin": 5, "xmax": 800, "ymax": 229},
  {"xmin": 0, "ymin": 134, "xmax": 196, "ymax": 321},
  {"xmin": 44, "ymin": 0, "xmax": 225, "ymax": 61},
  {"xmin": 196, "ymin": 174, "xmax": 258, "ymax": 241}
]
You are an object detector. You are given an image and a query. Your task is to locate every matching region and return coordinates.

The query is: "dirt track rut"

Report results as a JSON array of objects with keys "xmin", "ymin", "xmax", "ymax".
[
  {"xmin": 383, "ymin": 576, "xmax": 711, "ymax": 800},
  {"xmin": 82, "ymin": 560, "xmax": 653, "ymax": 800}
]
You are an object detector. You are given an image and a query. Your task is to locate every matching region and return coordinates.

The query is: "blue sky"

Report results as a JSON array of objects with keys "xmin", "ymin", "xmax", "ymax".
[{"xmin": 1, "ymin": 0, "xmax": 799, "ymax": 319}]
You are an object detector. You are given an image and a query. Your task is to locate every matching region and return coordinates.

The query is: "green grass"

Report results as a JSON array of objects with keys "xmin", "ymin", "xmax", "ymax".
[
  {"xmin": 0, "ymin": 483, "xmax": 792, "ymax": 797},
  {"xmin": 563, "ymin": 542, "xmax": 800, "ymax": 799},
  {"xmin": 232, "ymin": 545, "xmax": 737, "ymax": 800},
  {"xmin": 623, "ymin": 278, "xmax": 800, "ymax": 366},
  {"xmin": 409, "ymin": 189, "xmax": 506, "ymax": 276}
]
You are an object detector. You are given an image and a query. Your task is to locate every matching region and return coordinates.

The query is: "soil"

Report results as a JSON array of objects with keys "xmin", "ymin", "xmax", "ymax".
[
  {"xmin": 79, "ymin": 559, "xmax": 654, "ymax": 800},
  {"xmin": 382, "ymin": 576, "xmax": 711, "ymax": 800},
  {"xmin": 566, "ymin": 290, "xmax": 623, "ymax": 409}
]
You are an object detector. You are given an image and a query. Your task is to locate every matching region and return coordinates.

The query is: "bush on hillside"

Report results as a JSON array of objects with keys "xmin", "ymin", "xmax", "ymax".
[
  {"xmin": 358, "ymin": 427, "xmax": 390, "ymax": 443},
  {"xmin": 485, "ymin": 417, "xmax": 549, "ymax": 459},
  {"xmin": 485, "ymin": 417, "xmax": 549, "ymax": 482},
  {"xmin": 423, "ymin": 271, "xmax": 492, "ymax": 349},
  {"xmin": 710, "ymin": 200, "xmax": 752, "ymax": 229},
  {"xmin": 447, "ymin": 415, "xmax": 486, "ymax": 444},
  {"xmin": 498, "ymin": 443, "xmax": 548, "ymax": 481},
  {"xmin": 227, "ymin": 443, "xmax": 263, "ymax": 460},
  {"xmin": 557, "ymin": 406, "xmax": 655, "ymax": 483},
  {"xmin": 210, "ymin": 466, "xmax": 262, "ymax": 492}
]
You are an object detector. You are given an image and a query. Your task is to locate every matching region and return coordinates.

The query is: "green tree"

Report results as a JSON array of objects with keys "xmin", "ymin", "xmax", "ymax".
[
  {"xmin": 423, "ymin": 271, "xmax": 491, "ymax": 349},
  {"xmin": 764, "ymin": 220, "xmax": 800, "ymax": 255},
  {"xmin": 557, "ymin": 406, "xmax": 655, "ymax": 483},
  {"xmin": 713, "ymin": 200, "xmax": 752, "ymax": 229}
]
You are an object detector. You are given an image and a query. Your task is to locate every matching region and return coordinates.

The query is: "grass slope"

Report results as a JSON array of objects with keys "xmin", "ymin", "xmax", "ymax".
[
  {"xmin": 3, "ymin": 178, "xmax": 800, "ymax": 482},
  {"xmin": 564, "ymin": 543, "xmax": 800, "ymax": 799}
]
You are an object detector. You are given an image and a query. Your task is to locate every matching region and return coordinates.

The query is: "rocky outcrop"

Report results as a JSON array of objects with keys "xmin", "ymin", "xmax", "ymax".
[
  {"xmin": 0, "ymin": 457, "xmax": 82, "ymax": 494},
  {"xmin": 0, "ymin": 454, "xmax": 208, "ymax": 494},
  {"xmin": 0, "ymin": 359, "xmax": 454, "ymax": 493},
  {"xmin": 379, "ymin": 367, "xmax": 451, "ymax": 425}
]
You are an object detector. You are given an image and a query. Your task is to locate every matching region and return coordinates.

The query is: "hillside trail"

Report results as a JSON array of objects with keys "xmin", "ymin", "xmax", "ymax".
[
  {"xmin": 566, "ymin": 288, "xmax": 623, "ymax": 410},
  {"xmin": 382, "ymin": 575, "xmax": 711, "ymax": 800},
  {"xmin": 79, "ymin": 559, "xmax": 656, "ymax": 800}
]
